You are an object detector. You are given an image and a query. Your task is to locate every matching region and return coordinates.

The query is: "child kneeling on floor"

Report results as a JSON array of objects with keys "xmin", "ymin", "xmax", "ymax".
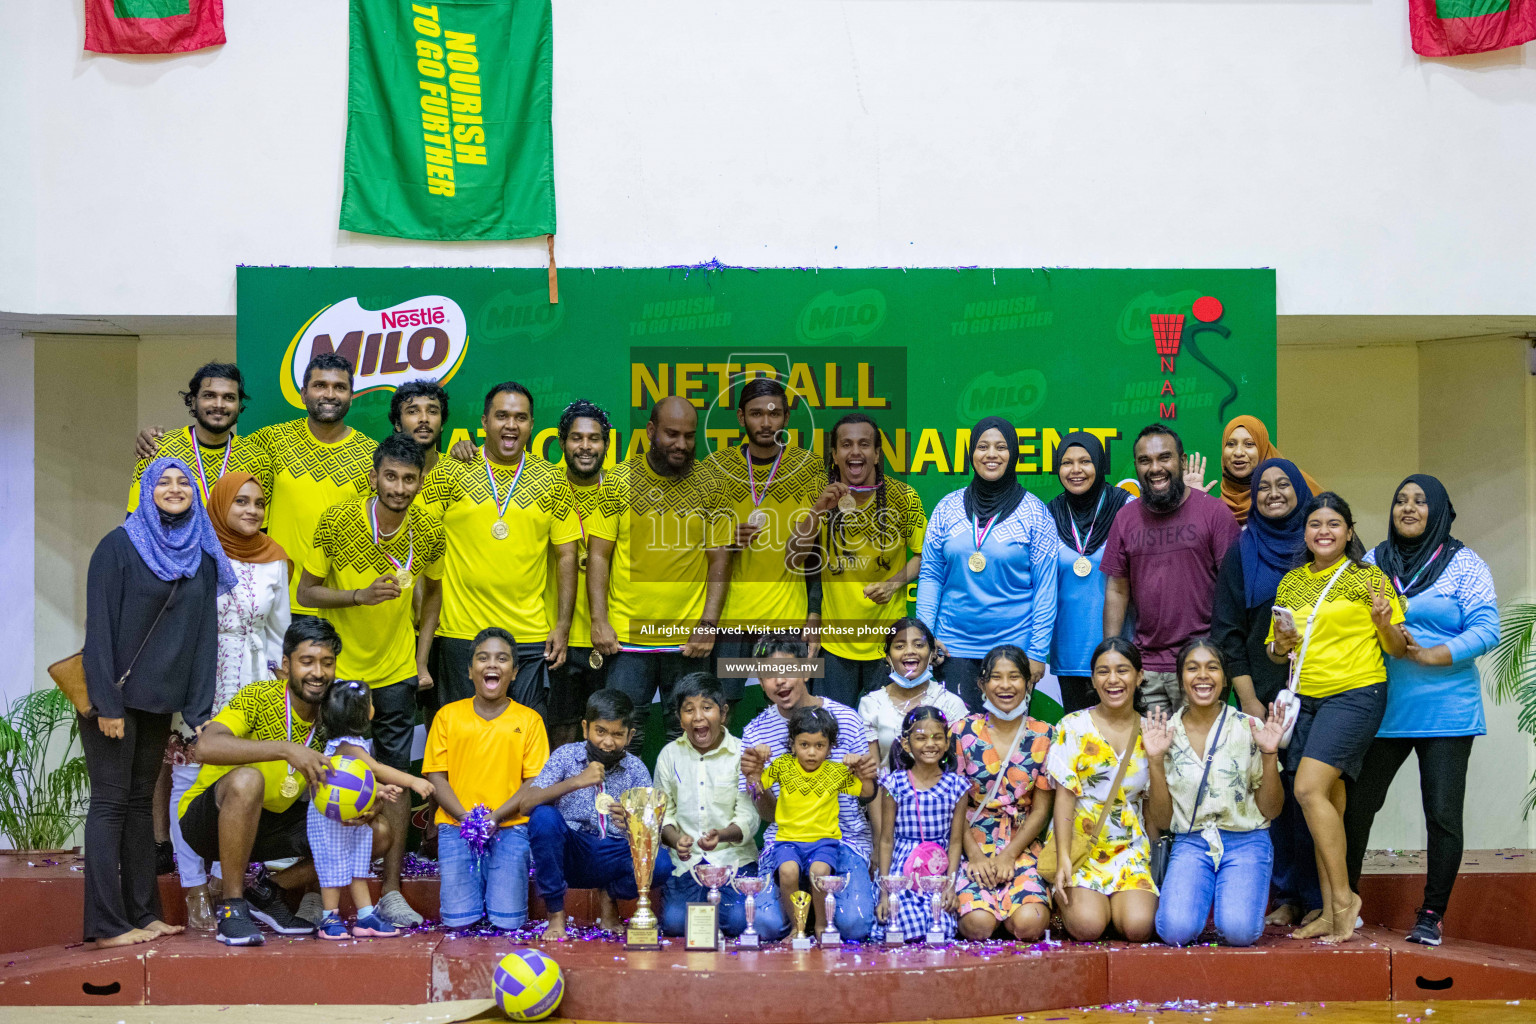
[
  {"xmin": 422, "ymin": 627, "xmax": 551, "ymax": 931},
  {"xmin": 306, "ymin": 680, "xmax": 435, "ymax": 939}
]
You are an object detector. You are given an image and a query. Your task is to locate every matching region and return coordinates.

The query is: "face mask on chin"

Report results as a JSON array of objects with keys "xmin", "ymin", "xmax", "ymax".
[
  {"xmin": 888, "ymin": 666, "xmax": 934, "ymax": 689},
  {"xmin": 586, "ymin": 740, "xmax": 625, "ymax": 768},
  {"xmin": 982, "ymin": 698, "xmax": 1027, "ymax": 722}
]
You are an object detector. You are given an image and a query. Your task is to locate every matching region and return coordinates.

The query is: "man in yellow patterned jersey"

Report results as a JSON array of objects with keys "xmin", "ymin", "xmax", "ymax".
[
  {"xmin": 543, "ymin": 399, "xmax": 613, "ymax": 748},
  {"xmin": 417, "ymin": 381, "xmax": 580, "ymax": 720},
  {"xmin": 787, "ymin": 413, "xmax": 927, "ymax": 706},
  {"xmin": 389, "ymin": 379, "xmax": 451, "ymax": 479},
  {"xmin": 128, "ymin": 362, "xmax": 272, "ymax": 510},
  {"xmin": 702, "ymin": 377, "xmax": 826, "ymax": 701},
  {"xmin": 297, "ymin": 432, "xmax": 445, "ymax": 929},
  {"xmin": 588, "ymin": 396, "xmax": 733, "ymax": 749}
]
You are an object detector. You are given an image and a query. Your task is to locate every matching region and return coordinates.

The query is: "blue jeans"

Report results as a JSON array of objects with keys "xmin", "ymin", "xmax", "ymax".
[
  {"xmin": 752, "ymin": 843, "xmax": 875, "ymax": 941},
  {"xmin": 437, "ymin": 823, "xmax": 532, "ymax": 930},
  {"xmin": 526, "ymin": 804, "xmax": 672, "ymax": 913},
  {"xmin": 1156, "ymin": 828, "xmax": 1273, "ymax": 947},
  {"xmin": 659, "ymin": 863, "xmax": 756, "ymax": 937}
]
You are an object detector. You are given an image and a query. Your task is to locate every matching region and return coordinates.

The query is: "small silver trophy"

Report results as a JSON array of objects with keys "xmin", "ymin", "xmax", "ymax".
[
  {"xmin": 731, "ymin": 874, "xmax": 769, "ymax": 948},
  {"xmin": 914, "ymin": 874, "xmax": 950, "ymax": 946},
  {"xmin": 811, "ymin": 873, "xmax": 849, "ymax": 949},
  {"xmin": 876, "ymin": 873, "xmax": 913, "ymax": 946}
]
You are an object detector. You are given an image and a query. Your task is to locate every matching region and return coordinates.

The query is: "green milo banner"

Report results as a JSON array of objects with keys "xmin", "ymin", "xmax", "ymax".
[{"xmin": 236, "ymin": 266, "xmax": 1277, "ymax": 511}]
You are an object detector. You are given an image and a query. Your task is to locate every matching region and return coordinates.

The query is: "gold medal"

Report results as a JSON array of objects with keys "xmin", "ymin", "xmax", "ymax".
[
  {"xmin": 1074, "ymin": 556, "xmax": 1092, "ymax": 577},
  {"xmin": 396, "ymin": 571, "xmax": 414, "ymax": 589},
  {"xmin": 837, "ymin": 493, "xmax": 857, "ymax": 513},
  {"xmin": 747, "ymin": 510, "xmax": 768, "ymax": 529},
  {"xmin": 491, "ymin": 520, "xmax": 510, "ymax": 540},
  {"xmin": 279, "ymin": 771, "xmax": 303, "ymax": 799},
  {"xmin": 968, "ymin": 551, "xmax": 987, "ymax": 572},
  {"xmin": 588, "ymin": 649, "xmax": 605, "ymax": 670}
]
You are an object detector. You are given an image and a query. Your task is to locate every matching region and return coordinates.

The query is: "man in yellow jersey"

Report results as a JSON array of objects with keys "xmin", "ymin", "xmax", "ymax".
[
  {"xmin": 587, "ymin": 396, "xmax": 733, "ymax": 749},
  {"xmin": 417, "ymin": 381, "xmax": 580, "ymax": 719},
  {"xmin": 544, "ymin": 399, "xmax": 613, "ymax": 748},
  {"xmin": 787, "ymin": 413, "xmax": 927, "ymax": 706},
  {"xmin": 128, "ymin": 362, "xmax": 272, "ymax": 510},
  {"xmin": 389, "ymin": 379, "xmax": 451, "ymax": 479},
  {"xmin": 703, "ymin": 377, "xmax": 826, "ymax": 700},
  {"xmin": 297, "ymin": 433, "xmax": 446, "ymax": 929}
]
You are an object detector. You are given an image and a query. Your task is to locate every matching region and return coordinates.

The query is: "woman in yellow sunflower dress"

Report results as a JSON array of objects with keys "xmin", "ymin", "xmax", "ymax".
[
  {"xmin": 1046, "ymin": 637, "xmax": 1158, "ymax": 941},
  {"xmin": 951, "ymin": 645, "xmax": 1056, "ymax": 941}
]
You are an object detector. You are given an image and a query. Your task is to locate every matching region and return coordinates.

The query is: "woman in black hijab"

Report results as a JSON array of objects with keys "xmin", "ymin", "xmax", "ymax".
[
  {"xmin": 916, "ymin": 417, "xmax": 1061, "ymax": 712},
  {"xmin": 1343, "ymin": 475, "xmax": 1499, "ymax": 947},
  {"xmin": 1045, "ymin": 432, "xmax": 1133, "ymax": 712}
]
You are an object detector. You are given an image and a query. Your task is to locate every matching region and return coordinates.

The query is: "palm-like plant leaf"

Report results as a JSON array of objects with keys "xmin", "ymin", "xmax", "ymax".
[
  {"xmin": 1487, "ymin": 600, "xmax": 1536, "ymax": 816},
  {"xmin": 0, "ymin": 689, "xmax": 90, "ymax": 850}
]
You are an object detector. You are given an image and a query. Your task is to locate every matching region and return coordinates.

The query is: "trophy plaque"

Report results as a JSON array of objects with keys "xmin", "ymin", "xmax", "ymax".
[{"xmin": 686, "ymin": 862, "xmax": 737, "ymax": 951}]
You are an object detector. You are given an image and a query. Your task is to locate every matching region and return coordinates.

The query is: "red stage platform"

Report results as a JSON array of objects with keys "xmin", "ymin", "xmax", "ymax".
[{"xmin": 3, "ymin": 850, "xmax": 1535, "ymax": 1020}]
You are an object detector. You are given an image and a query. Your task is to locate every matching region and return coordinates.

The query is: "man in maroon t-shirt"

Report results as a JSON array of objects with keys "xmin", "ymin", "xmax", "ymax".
[{"xmin": 1100, "ymin": 424, "xmax": 1241, "ymax": 713}]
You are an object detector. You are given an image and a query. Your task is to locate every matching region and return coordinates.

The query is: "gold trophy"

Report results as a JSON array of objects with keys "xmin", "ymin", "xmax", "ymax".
[
  {"xmin": 620, "ymin": 787, "xmax": 667, "ymax": 949},
  {"xmin": 789, "ymin": 890, "xmax": 815, "ymax": 950}
]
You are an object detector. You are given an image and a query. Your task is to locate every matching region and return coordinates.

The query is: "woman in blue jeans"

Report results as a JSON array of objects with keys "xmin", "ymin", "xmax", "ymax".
[{"xmin": 1144, "ymin": 638, "xmax": 1285, "ymax": 946}]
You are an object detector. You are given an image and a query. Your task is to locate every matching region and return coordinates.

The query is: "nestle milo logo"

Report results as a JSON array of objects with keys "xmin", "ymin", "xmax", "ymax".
[
  {"xmin": 797, "ymin": 289, "xmax": 885, "ymax": 342},
  {"xmin": 958, "ymin": 369, "xmax": 1046, "ymax": 421},
  {"xmin": 476, "ymin": 288, "xmax": 565, "ymax": 342},
  {"xmin": 1117, "ymin": 289, "xmax": 1202, "ymax": 346}
]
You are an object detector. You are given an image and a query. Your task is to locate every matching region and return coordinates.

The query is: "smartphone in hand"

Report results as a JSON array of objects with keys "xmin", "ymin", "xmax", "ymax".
[{"xmin": 1272, "ymin": 606, "xmax": 1298, "ymax": 634}]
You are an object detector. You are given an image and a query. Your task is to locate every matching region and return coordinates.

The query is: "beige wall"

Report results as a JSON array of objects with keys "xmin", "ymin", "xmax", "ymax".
[
  {"xmin": 1278, "ymin": 335, "xmax": 1536, "ymax": 850},
  {"xmin": 135, "ymin": 335, "xmax": 238, "ymax": 436},
  {"xmin": 33, "ymin": 337, "xmax": 140, "ymax": 689}
]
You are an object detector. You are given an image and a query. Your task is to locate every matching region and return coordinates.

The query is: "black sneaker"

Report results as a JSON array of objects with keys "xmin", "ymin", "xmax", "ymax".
[
  {"xmin": 1406, "ymin": 907, "xmax": 1443, "ymax": 946},
  {"xmin": 214, "ymin": 899, "xmax": 266, "ymax": 947},
  {"xmin": 245, "ymin": 873, "xmax": 317, "ymax": 935},
  {"xmin": 155, "ymin": 840, "xmax": 175, "ymax": 876}
]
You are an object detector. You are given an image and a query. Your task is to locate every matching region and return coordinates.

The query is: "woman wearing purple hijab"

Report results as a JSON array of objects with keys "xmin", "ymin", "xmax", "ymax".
[{"xmin": 80, "ymin": 457, "xmax": 233, "ymax": 948}]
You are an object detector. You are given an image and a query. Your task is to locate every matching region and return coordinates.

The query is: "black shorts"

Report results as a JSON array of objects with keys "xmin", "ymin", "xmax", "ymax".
[
  {"xmin": 177, "ymin": 780, "xmax": 310, "ymax": 866},
  {"xmin": 370, "ymin": 676, "xmax": 419, "ymax": 771},
  {"xmin": 1287, "ymin": 682, "xmax": 1387, "ymax": 781},
  {"xmin": 547, "ymin": 647, "xmax": 608, "ymax": 730}
]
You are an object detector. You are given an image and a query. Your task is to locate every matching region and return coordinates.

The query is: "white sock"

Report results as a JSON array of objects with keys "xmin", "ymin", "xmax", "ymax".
[{"xmin": 356, "ymin": 904, "xmax": 375, "ymax": 920}]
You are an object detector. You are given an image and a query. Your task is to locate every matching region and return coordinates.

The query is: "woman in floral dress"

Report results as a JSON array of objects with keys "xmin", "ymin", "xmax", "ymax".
[
  {"xmin": 165, "ymin": 472, "xmax": 291, "ymax": 929},
  {"xmin": 1047, "ymin": 636, "xmax": 1158, "ymax": 941},
  {"xmin": 952, "ymin": 645, "xmax": 1056, "ymax": 941}
]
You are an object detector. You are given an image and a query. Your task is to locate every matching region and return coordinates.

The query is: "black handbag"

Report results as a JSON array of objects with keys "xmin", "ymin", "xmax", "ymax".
[{"xmin": 1150, "ymin": 706, "xmax": 1228, "ymax": 886}]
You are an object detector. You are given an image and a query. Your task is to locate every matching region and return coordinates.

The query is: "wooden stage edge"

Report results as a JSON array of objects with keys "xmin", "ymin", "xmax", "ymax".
[{"xmin": 4, "ymin": 926, "xmax": 1536, "ymax": 1021}]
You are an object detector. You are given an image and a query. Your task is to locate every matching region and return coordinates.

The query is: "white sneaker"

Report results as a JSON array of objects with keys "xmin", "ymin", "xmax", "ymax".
[
  {"xmin": 295, "ymin": 891, "xmax": 325, "ymax": 927},
  {"xmin": 377, "ymin": 890, "xmax": 424, "ymax": 928}
]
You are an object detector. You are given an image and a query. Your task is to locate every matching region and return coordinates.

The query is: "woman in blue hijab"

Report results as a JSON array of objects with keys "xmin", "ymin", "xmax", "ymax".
[
  {"xmin": 1209, "ymin": 457, "xmax": 1320, "ymax": 929},
  {"xmin": 80, "ymin": 458, "xmax": 232, "ymax": 948}
]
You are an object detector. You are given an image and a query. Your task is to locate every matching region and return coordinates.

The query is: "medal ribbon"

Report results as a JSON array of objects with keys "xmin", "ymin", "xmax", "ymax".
[
  {"xmin": 1393, "ymin": 543, "xmax": 1442, "ymax": 595},
  {"xmin": 369, "ymin": 498, "xmax": 414, "ymax": 576},
  {"xmin": 742, "ymin": 444, "xmax": 785, "ymax": 510},
  {"xmin": 972, "ymin": 514, "xmax": 998, "ymax": 554},
  {"xmin": 284, "ymin": 685, "xmax": 318, "ymax": 750},
  {"xmin": 484, "ymin": 453, "xmax": 525, "ymax": 522},
  {"xmin": 1068, "ymin": 490, "xmax": 1106, "ymax": 556},
  {"xmin": 597, "ymin": 777, "xmax": 608, "ymax": 838},
  {"xmin": 187, "ymin": 426, "xmax": 232, "ymax": 504}
]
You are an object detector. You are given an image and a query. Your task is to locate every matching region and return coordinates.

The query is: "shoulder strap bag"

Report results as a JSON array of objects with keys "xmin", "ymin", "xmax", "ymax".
[
  {"xmin": 1273, "ymin": 558, "xmax": 1351, "ymax": 748},
  {"xmin": 49, "ymin": 580, "xmax": 182, "ymax": 717},
  {"xmin": 1037, "ymin": 718, "xmax": 1140, "ymax": 880}
]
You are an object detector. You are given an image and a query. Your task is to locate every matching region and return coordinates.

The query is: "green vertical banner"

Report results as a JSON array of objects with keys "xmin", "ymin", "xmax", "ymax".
[{"xmin": 341, "ymin": 0, "xmax": 555, "ymax": 241}]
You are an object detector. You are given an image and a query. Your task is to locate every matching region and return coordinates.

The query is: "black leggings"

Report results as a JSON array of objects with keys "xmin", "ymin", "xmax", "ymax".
[
  {"xmin": 1344, "ymin": 735, "xmax": 1473, "ymax": 915},
  {"xmin": 80, "ymin": 708, "xmax": 171, "ymax": 941},
  {"xmin": 1056, "ymin": 675, "xmax": 1098, "ymax": 714}
]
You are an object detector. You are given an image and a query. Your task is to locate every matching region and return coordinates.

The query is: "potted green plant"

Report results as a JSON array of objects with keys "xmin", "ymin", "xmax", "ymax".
[
  {"xmin": 1488, "ymin": 600, "xmax": 1536, "ymax": 815},
  {"xmin": 0, "ymin": 688, "xmax": 90, "ymax": 853}
]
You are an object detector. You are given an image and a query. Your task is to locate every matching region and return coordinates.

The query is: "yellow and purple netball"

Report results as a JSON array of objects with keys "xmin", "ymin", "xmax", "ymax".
[
  {"xmin": 493, "ymin": 948, "xmax": 564, "ymax": 1021},
  {"xmin": 313, "ymin": 756, "xmax": 377, "ymax": 822}
]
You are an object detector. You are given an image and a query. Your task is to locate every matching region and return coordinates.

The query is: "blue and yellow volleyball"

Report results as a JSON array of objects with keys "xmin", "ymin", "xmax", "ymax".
[
  {"xmin": 493, "ymin": 949, "xmax": 564, "ymax": 1021},
  {"xmin": 313, "ymin": 756, "xmax": 377, "ymax": 822}
]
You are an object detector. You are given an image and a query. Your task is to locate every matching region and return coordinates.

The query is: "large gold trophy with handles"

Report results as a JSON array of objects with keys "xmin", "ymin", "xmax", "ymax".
[{"xmin": 619, "ymin": 787, "xmax": 667, "ymax": 949}]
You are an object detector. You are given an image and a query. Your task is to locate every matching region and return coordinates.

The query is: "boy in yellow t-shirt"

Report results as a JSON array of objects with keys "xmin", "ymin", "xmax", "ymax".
[
  {"xmin": 745, "ymin": 705, "xmax": 874, "ymax": 937},
  {"xmin": 422, "ymin": 627, "xmax": 550, "ymax": 930}
]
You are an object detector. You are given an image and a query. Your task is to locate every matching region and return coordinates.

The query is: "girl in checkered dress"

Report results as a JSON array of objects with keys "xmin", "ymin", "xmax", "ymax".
[
  {"xmin": 874, "ymin": 706, "xmax": 969, "ymax": 942},
  {"xmin": 306, "ymin": 680, "xmax": 435, "ymax": 940}
]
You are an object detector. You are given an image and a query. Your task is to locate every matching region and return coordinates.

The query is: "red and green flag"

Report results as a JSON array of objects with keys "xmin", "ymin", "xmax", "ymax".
[
  {"xmin": 1410, "ymin": 0, "xmax": 1536, "ymax": 55},
  {"xmin": 341, "ymin": 0, "xmax": 555, "ymax": 241},
  {"xmin": 84, "ymin": 0, "xmax": 225, "ymax": 54}
]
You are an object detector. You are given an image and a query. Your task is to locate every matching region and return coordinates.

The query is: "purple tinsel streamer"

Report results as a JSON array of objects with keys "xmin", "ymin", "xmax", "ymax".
[{"xmin": 460, "ymin": 804, "xmax": 496, "ymax": 858}]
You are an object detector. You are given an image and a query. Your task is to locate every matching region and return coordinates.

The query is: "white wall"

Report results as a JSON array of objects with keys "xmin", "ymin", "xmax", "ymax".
[
  {"xmin": 3, "ymin": 1, "xmax": 1536, "ymax": 317},
  {"xmin": 0, "ymin": 334, "xmax": 37, "ymax": 712}
]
